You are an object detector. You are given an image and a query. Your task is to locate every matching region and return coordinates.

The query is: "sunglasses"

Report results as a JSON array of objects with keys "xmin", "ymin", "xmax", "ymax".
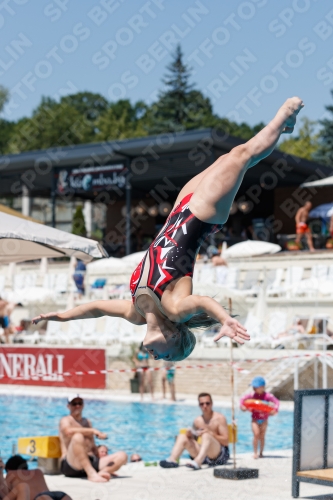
[
  {"xmin": 199, "ymin": 401, "xmax": 211, "ymax": 407},
  {"xmin": 71, "ymin": 401, "xmax": 83, "ymax": 406},
  {"xmin": 131, "ymin": 458, "xmax": 142, "ymax": 463}
]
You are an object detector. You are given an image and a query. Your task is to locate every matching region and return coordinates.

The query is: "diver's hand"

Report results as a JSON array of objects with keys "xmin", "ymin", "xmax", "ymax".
[
  {"xmin": 214, "ymin": 318, "xmax": 250, "ymax": 344},
  {"xmin": 32, "ymin": 312, "xmax": 61, "ymax": 324}
]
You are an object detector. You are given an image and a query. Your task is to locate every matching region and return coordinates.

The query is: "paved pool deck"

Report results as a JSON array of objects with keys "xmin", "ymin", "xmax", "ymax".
[{"xmin": 42, "ymin": 451, "xmax": 333, "ymax": 500}]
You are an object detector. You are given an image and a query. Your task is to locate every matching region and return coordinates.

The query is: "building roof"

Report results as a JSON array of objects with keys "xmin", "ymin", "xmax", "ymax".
[{"xmin": 0, "ymin": 128, "xmax": 331, "ymax": 198}]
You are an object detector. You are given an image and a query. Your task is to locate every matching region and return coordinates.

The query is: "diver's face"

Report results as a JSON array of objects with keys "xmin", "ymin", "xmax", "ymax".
[{"xmin": 143, "ymin": 323, "xmax": 178, "ymax": 361}]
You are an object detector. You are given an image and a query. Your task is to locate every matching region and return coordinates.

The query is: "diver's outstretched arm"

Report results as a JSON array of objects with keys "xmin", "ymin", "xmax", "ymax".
[
  {"xmin": 32, "ymin": 300, "xmax": 145, "ymax": 325},
  {"xmin": 173, "ymin": 295, "xmax": 250, "ymax": 345}
]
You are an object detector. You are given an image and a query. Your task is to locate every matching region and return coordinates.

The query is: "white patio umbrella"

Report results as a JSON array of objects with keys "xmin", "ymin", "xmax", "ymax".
[
  {"xmin": 121, "ymin": 251, "xmax": 146, "ymax": 265},
  {"xmin": 87, "ymin": 257, "xmax": 124, "ymax": 270},
  {"xmin": 0, "ymin": 212, "xmax": 108, "ymax": 264},
  {"xmin": 223, "ymin": 240, "xmax": 281, "ymax": 259},
  {"xmin": 4, "ymin": 286, "xmax": 56, "ymax": 305}
]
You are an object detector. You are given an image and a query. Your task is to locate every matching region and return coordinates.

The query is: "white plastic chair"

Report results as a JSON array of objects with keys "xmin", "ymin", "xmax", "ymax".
[
  {"xmin": 224, "ymin": 267, "xmax": 239, "ymax": 289},
  {"xmin": 311, "ymin": 265, "xmax": 328, "ymax": 280},
  {"xmin": 55, "ymin": 274, "xmax": 68, "ymax": 294},
  {"xmin": 14, "ymin": 274, "xmax": 26, "ymax": 291},
  {"xmin": 267, "ymin": 311, "xmax": 287, "ymax": 339},
  {"xmin": 328, "ymin": 265, "xmax": 333, "ymax": 281},
  {"xmin": 266, "ymin": 268, "xmax": 284, "ymax": 296},
  {"xmin": 0, "ymin": 275, "xmax": 5, "ymax": 294},
  {"xmin": 67, "ymin": 320, "xmax": 83, "ymax": 344},
  {"xmin": 199, "ymin": 264, "xmax": 216, "ymax": 285},
  {"xmin": 25, "ymin": 274, "xmax": 37, "ymax": 288},
  {"xmin": 285, "ymin": 266, "xmax": 303, "ymax": 296},
  {"xmin": 43, "ymin": 321, "xmax": 62, "ymax": 345},
  {"xmin": 234, "ymin": 269, "xmax": 260, "ymax": 296},
  {"xmin": 215, "ymin": 266, "xmax": 228, "ymax": 285},
  {"xmin": 81, "ymin": 318, "xmax": 98, "ymax": 345},
  {"xmin": 21, "ymin": 331, "xmax": 41, "ymax": 344},
  {"xmin": 43, "ymin": 274, "xmax": 56, "ymax": 289},
  {"xmin": 101, "ymin": 316, "xmax": 121, "ymax": 345},
  {"xmin": 294, "ymin": 265, "xmax": 328, "ymax": 297},
  {"xmin": 244, "ymin": 311, "xmax": 262, "ymax": 339}
]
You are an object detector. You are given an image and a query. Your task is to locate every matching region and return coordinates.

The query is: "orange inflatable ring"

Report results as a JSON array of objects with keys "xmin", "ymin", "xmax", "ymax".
[{"xmin": 243, "ymin": 399, "xmax": 275, "ymax": 414}]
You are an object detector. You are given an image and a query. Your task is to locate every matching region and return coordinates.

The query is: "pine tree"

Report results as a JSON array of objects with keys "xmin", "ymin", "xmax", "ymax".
[
  {"xmin": 72, "ymin": 206, "xmax": 87, "ymax": 237},
  {"xmin": 314, "ymin": 89, "xmax": 333, "ymax": 167},
  {"xmin": 0, "ymin": 85, "xmax": 8, "ymax": 112},
  {"xmin": 148, "ymin": 45, "xmax": 212, "ymax": 133}
]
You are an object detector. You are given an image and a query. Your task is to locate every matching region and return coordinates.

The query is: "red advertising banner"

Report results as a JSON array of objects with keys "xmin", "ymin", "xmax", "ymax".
[{"xmin": 0, "ymin": 347, "xmax": 106, "ymax": 389}]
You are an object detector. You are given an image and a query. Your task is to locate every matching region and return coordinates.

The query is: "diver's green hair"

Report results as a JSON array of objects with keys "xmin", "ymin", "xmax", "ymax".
[{"xmin": 170, "ymin": 313, "xmax": 220, "ymax": 362}]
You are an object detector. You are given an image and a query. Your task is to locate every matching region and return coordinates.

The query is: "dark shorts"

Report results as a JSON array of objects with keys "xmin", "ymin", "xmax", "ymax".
[
  {"xmin": 200, "ymin": 446, "xmax": 230, "ymax": 467},
  {"xmin": 35, "ymin": 493, "xmax": 67, "ymax": 500},
  {"xmin": 60, "ymin": 455, "xmax": 99, "ymax": 478},
  {"xmin": 0, "ymin": 316, "xmax": 9, "ymax": 328}
]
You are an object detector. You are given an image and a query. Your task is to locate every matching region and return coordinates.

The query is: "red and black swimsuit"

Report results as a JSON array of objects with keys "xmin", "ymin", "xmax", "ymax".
[{"xmin": 130, "ymin": 193, "xmax": 222, "ymax": 317}]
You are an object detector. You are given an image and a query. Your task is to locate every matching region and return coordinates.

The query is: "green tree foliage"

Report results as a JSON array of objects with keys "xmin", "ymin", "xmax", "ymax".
[
  {"xmin": 72, "ymin": 205, "xmax": 86, "ymax": 237},
  {"xmin": 279, "ymin": 117, "xmax": 319, "ymax": 160},
  {"xmin": 96, "ymin": 99, "xmax": 149, "ymax": 140},
  {"xmin": 7, "ymin": 97, "xmax": 93, "ymax": 153},
  {"xmin": 0, "ymin": 120, "xmax": 15, "ymax": 154},
  {"xmin": 0, "ymin": 86, "xmax": 15, "ymax": 154},
  {"xmin": 314, "ymin": 89, "xmax": 333, "ymax": 167},
  {"xmin": 0, "ymin": 86, "xmax": 9, "ymax": 112},
  {"xmin": 148, "ymin": 45, "xmax": 213, "ymax": 133},
  {"xmin": 60, "ymin": 91, "xmax": 108, "ymax": 121}
]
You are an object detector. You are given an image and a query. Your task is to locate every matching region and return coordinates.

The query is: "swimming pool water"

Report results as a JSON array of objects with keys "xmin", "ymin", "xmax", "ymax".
[{"xmin": 0, "ymin": 395, "xmax": 293, "ymax": 463}]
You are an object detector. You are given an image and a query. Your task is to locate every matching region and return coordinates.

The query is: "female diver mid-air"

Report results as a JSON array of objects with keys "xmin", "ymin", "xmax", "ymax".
[{"xmin": 33, "ymin": 98, "xmax": 304, "ymax": 361}]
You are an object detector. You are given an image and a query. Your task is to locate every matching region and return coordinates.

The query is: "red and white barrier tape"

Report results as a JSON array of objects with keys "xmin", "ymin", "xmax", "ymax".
[{"xmin": 0, "ymin": 353, "xmax": 331, "ymax": 380}]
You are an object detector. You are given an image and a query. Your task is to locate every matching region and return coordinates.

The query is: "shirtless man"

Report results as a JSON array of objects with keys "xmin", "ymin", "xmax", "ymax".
[
  {"xmin": 295, "ymin": 202, "xmax": 315, "ymax": 252},
  {"xmin": 160, "ymin": 392, "xmax": 229, "ymax": 470},
  {"xmin": 0, "ymin": 458, "xmax": 28, "ymax": 500},
  {"xmin": 4, "ymin": 455, "xmax": 71, "ymax": 500},
  {"xmin": 59, "ymin": 395, "xmax": 127, "ymax": 483}
]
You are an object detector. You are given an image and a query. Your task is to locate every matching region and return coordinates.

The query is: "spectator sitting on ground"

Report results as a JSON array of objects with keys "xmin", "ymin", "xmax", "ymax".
[
  {"xmin": 59, "ymin": 394, "xmax": 127, "ymax": 483},
  {"xmin": 3, "ymin": 455, "xmax": 72, "ymax": 500},
  {"xmin": 159, "ymin": 392, "xmax": 229, "ymax": 470},
  {"xmin": 96, "ymin": 445, "xmax": 108, "ymax": 458},
  {"xmin": 1, "ymin": 457, "xmax": 29, "ymax": 500}
]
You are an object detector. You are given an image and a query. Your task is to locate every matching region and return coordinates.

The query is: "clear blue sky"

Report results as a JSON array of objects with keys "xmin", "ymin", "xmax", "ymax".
[{"xmin": 1, "ymin": 0, "xmax": 333, "ymax": 131}]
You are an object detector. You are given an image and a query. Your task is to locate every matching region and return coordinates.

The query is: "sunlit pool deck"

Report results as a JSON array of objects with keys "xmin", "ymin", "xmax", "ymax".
[
  {"xmin": 40, "ymin": 451, "xmax": 332, "ymax": 500},
  {"xmin": 1, "ymin": 387, "xmax": 328, "ymax": 499}
]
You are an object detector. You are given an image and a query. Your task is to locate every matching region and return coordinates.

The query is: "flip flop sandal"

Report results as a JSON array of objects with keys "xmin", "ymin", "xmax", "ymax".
[{"xmin": 159, "ymin": 460, "xmax": 179, "ymax": 469}]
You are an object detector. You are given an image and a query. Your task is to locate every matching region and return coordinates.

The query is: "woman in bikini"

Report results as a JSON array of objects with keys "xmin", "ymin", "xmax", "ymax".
[{"xmin": 32, "ymin": 98, "xmax": 304, "ymax": 361}]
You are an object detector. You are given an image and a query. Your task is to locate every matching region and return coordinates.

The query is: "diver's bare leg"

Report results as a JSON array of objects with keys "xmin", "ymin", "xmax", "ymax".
[{"xmin": 189, "ymin": 97, "xmax": 304, "ymax": 224}]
